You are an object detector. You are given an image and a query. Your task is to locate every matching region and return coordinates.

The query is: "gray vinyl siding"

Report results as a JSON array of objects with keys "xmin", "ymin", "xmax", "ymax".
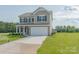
[{"xmin": 33, "ymin": 10, "xmax": 50, "ymax": 24}]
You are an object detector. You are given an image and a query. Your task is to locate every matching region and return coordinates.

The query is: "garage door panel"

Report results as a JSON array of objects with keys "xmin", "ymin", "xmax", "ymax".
[{"xmin": 31, "ymin": 27, "xmax": 48, "ymax": 36}]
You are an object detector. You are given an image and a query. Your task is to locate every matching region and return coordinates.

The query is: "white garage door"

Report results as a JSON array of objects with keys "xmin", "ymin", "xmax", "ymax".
[{"xmin": 31, "ymin": 27, "xmax": 48, "ymax": 36}]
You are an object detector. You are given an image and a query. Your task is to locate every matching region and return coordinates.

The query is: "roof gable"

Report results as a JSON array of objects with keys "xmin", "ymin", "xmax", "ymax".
[
  {"xmin": 33, "ymin": 7, "xmax": 49, "ymax": 15},
  {"xmin": 18, "ymin": 7, "xmax": 50, "ymax": 17}
]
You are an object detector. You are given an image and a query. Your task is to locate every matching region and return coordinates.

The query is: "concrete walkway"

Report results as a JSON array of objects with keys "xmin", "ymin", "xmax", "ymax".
[{"xmin": 0, "ymin": 36, "xmax": 47, "ymax": 54}]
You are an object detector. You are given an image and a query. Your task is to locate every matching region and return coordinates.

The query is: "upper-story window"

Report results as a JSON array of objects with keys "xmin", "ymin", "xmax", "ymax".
[
  {"xmin": 20, "ymin": 17, "xmax": 32, "ymax": 23},
  {"xmin": 28, "ymin": 18, "xmax": 31, "ymax": 23},
  {"xmin": 20, "ymin": 18, "xmax": 24, "ymax": 23},
  {"xmin": 37, "ymin": 16, "xmax": 47, "ymax": 22},
  {"xmin": 25, "ymin": 18, "xmax": 27, "ymax": 22}
]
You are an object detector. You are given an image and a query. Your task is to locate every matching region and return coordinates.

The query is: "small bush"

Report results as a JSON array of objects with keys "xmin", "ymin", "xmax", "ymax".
[
  {"xmin": 52, "ymin": 29, "xmax": 57, "ymax": 34},
  {"xmin": 9, "ymin": 32, "xmax": 20, "ymax": 35}
]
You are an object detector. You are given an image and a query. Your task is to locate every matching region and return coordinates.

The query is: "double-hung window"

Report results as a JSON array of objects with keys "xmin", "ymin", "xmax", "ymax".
[
  {"xmin": 20, "ymin": 18, "xmax": 24, "ymax": 23},
  {"xmin": 29, "ymin": 18, "xmax": 31, "ymax": 23},
  {"xmin": 37, "ymin": 16, "xmax": 47, "ymax": 22},
  {"xmin": 25, "ymin": 18, "xmax": 27, "ymax": 23},
  {"xmin": 25, "ymin": 18, "xmax": 31, "ymax": 23}
]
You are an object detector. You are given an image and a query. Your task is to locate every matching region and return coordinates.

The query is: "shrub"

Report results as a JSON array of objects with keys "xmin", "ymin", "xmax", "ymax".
[
  {"xmin": 52, "ymin": 29, "xmax": 57, "ymax": 34},
  {"xmin": 9, "ymin": 32, "xmax": 20, "ymax": 35}
]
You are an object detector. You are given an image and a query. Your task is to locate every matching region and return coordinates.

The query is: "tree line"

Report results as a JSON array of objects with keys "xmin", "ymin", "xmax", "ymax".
[
  {"xmin": 1, "ymin": 21, "xmax": 79, "ymax": 33},
  {"xmin": 0, "ymin": 21, "xmax": 16, "ymax": 33},
  {"xmin": 55, "ymin": 25, "xmax": 79, "ymax": 32}
]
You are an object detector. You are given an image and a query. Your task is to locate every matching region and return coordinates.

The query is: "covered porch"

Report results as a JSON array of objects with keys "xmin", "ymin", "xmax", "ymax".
[{"xmin": 16, "ymin": 26, "xmax": 30, "ymax": 36}]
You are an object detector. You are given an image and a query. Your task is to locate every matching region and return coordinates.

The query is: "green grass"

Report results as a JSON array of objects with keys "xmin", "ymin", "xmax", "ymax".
[
  {"xmin": 0, "ymin": 33, "xmax": 23, "ymax": 44},
  {"xmin": 37, "ymin": 33, "xmax": 79, "ymax": 54}
]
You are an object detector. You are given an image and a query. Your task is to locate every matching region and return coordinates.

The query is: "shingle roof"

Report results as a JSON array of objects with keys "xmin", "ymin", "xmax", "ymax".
[
  {"xmin": 18, "ymin": 7, "xmax": 50, "ymax": 17},
  {"xmin": 18, "ymin": 12, "xmax": 33, "ymax": 17}
]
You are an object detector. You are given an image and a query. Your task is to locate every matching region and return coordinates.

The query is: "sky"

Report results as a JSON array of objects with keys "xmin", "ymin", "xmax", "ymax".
[{"xmin": 0, "ymin": 5, "xmax": 79, "ymax": 28}]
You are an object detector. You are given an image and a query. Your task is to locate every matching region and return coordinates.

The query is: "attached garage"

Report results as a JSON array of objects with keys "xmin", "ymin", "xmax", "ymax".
[{"xmin": 31, "ymin": 27, "xmax": 48, "ymax": 36}]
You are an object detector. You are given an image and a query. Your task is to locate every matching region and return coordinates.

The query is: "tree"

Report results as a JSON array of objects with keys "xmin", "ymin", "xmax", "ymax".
[
  {"xmin": 55, "ymin": 25, "xmax": 76, "ymax": 32},
  {"xmin": 55, "ymin": 26, "xmax": 61, "ymax": 32},
  {"xmin": 0, "ymin": 21, "xmax": 16, "ymax": 33}
]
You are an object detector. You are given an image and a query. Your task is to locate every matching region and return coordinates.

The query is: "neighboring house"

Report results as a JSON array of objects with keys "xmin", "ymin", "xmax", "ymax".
[{"xmin": 16, "ymin": 7, "xmax": 53, "ymax": 36}]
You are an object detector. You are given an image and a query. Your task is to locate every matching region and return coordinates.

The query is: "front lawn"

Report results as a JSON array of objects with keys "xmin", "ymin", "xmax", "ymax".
[
  {"xmin": 0, "ymin": 33, "xmax": 23, "ymax": 44},
  {"xmin": 37, "ymin": 33, "xmax": 79, "ymax": 54}
]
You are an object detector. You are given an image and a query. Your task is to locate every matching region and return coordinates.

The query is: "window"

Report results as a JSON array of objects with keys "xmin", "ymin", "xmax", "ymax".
[
  {"xmin": 37, "ymin": 16, "xmax": 47, "ymax": 22},
  {"xmin": 37, "ymin": 16, "xmax": 40, "ymax": 21},
  {"xmin": 43, "ymin": 16, "xmax": 47, "ymax": 21},
  {"xmin": 20, "ymin": 17, "xmax": 32, "ymax": 23},
  {"xmin": 20, "ymin": 18, "xmax": 24, "ymax": 23},
  {"xmin": 24, "ymin": 18, "xmax": 26, "ymax": 23},
  {"xmin": 25, "ymin": 18, "xmax": 27, "ymax": 22},
  {"xmin": 29, "ymin": 18, "xmax": 31, "ymax": 23}
]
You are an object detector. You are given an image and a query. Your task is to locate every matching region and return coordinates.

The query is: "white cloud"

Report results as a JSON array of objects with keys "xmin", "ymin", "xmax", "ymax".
[
  {"xmin": 72, "ymin": 5, "xmax": 79, "ymax": 11},
  {"xmin": 54, "ymin": 6, "xmax": 79, "ymax": 19},
  {"xmin": 53, "ymin": 6, "xmax": 79, "ymax": 28}
]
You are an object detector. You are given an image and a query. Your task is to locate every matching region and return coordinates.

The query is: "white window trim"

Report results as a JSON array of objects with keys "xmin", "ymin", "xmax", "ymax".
[{"xmin": 37, "ymin": 15, "xmax": 47, "ymax": 23}]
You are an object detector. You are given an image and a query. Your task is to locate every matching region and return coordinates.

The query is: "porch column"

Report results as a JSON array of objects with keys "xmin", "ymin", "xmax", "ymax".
[
  {"xmin": 19, "ymin": 26, "xmax": 21, "ymax": 33},
  {"xmin": 23, "ymin": 26, "xmax": 25, "ymax": 35},
  {"xmin": 16, "ymin": 26, "xmax": 18, "ymax": 33}
]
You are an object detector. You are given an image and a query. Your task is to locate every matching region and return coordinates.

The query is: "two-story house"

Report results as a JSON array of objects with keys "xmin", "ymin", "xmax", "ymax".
[{"xmin": 16, "ymin": 7, "xmax": 53, "ymax": 36}]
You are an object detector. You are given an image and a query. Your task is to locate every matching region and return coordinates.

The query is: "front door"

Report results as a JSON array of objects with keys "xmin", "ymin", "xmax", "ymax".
[{"xmin": 25, "ymin": 26, "xmax": 29, "ymax": 36}]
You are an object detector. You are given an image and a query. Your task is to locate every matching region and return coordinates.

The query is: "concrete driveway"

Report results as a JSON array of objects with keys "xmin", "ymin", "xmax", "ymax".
[{"xmin": 0, "ymin": 36, "xmax": 47, "ymax": 54}]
